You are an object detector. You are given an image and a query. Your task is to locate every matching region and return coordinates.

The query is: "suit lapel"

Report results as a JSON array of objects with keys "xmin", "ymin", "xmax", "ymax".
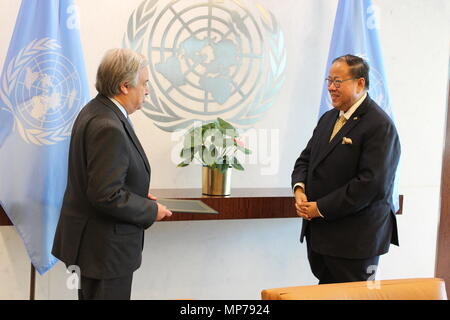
[
  {"xmin": 311, "ymin": 109, "xmax": 339, "ymax": 166},
  {"xmin": 96, "ymin": 95, "xmax": 150, "ymax": 174},
  {"xmin": 124, "ymin": 120, "xmax": 151, "ymax": 174},
  {"xmin": 311, "ymin": 95, "xmax": 371, "ymax": 171}
]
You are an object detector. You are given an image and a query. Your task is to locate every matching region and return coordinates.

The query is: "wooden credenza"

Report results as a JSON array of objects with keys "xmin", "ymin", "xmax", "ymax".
[{"xmin": 0, "ymin": 189, "xmax": 404, "ymax": 225}]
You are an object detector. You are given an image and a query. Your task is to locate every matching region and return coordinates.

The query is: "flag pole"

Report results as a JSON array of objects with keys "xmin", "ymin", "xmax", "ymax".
[{"xmin": 30, "ymin": 263, "xmax": 36, "ymax": 300}]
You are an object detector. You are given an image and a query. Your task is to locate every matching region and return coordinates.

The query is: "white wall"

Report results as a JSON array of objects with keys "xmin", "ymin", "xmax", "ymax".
[{"xmin": 0, "ymin": 0, "xmax": 449, "ymax": 299}]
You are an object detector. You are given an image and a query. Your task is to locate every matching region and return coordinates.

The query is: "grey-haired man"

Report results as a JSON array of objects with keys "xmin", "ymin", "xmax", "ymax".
[{"xmin": 52, "ymin": 48, "xmax": 172, "ymax": 300}]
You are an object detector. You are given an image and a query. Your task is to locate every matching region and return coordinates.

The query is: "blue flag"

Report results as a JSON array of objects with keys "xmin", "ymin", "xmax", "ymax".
[
  {"xmin": 319, "ymin": 0, "xmax": 400, "ymax": 212},
  {"xmin": 0, "ymin": 0, "xmax": 89, "ymax": 274}
]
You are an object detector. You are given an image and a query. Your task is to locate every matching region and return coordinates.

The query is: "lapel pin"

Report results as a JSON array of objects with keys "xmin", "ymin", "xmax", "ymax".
[{"xmin": 353, "ymin": 116, "xmax": 358, "ymax": 120}]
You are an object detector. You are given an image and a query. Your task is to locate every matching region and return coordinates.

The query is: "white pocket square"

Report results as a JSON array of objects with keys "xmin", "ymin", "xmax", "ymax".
[{"xmin": 342, "ymin": 137, "xmax": 352, "ymax": 145}]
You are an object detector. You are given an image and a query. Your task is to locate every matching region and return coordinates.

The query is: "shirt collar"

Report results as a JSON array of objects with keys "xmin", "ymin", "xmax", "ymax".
[
  {"xmin": 339, "ymin": 92, "xmax": 367, "ymax": 120},
  {"xmin": 108, "ymin": 97, "xmax": 129, "ymax": 119}
]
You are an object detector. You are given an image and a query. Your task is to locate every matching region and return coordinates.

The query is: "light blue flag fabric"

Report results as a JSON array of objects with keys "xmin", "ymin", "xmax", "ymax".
[
  {"xmin": 0, "ymin": 0, "xmax": 89, "ymax": 274},
  {"xmin": 319, "ymin": 0, "xmax": 400, "ymax": 212}
]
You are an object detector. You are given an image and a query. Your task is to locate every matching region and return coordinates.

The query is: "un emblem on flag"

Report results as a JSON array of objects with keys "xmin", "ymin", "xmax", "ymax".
[
  {"xmin": 123, "ymin": 0, "xmax": 286, "ymax": 132},
  {"xmin": 0, "ymin": 38, "xmax": 83, "ymax": 145}
]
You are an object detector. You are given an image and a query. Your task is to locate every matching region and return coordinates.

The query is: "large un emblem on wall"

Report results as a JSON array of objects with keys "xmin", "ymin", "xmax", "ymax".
[{"xmin": 123, "ymin": 0, "xmax": 286, "ymax": 132}]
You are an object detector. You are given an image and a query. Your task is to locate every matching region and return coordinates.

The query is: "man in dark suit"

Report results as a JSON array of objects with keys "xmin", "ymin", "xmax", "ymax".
[
  {"xmin": 291, "ymin": 54, "xmax": 400, "ymax": 284},
  {"xmin": 52, "ymin": 48, "xmax": 172, "ymax": 299}
]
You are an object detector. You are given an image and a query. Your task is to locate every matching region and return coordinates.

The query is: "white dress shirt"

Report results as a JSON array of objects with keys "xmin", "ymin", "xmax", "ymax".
[
  {"xmin": 109, "ymin": 97, "xmax": 128, "ymax": 118},
  {"xmin": 109, "ymin": 97, "xmax": 134, "ymax": 128}
]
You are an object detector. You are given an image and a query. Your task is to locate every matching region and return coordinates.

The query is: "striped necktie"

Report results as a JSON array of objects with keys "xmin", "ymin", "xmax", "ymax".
[{"xmin": 329, "ymin": 115, "xmax": 347, "ymax": 142}]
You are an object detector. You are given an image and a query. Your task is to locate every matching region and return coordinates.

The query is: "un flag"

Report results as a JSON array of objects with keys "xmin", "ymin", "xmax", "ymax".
[
  {"xmin": 319, "ymin": 0, "xmax": 400, "ymax": 213},
  {"xmin": 0, "ymin": 0, "xmax": 89, "ymax": 274}
]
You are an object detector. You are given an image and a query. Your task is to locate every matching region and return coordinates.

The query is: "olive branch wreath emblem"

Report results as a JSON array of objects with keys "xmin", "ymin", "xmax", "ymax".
[
  {"xmin": 123, "ymin": 0, "xmax": 286, "ymax": 132},
  {"xmin": 0, "ymin": 38, "xmax": 74, "ymax": 145},
  {"xmin": 230, "ymin": 6, "xmax": 286, "ymax": 126}
]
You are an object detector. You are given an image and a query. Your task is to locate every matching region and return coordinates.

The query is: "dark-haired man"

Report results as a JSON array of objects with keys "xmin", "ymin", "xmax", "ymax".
[{"xmin": 291, "ymin": 54, "xmax": 400, "ymax": 284}]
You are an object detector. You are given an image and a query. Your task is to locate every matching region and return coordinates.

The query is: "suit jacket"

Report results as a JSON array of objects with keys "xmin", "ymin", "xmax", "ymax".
[
  {"xmin": 52, "ymin": 94, "xmax": 158, "ymax": 279},
  {"xmin": 291, "ymin": 95, "xmax": 400, "ymax": 259}
]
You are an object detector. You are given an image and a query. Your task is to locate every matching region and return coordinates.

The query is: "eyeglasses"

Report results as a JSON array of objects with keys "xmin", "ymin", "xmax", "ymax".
[{"xmin": 325, "ymin": 77, "xmax": 357, "ymax": 88}]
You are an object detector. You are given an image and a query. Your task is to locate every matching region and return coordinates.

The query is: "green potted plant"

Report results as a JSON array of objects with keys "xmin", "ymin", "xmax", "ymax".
[{"xmin": 177, "ymin": 118, "xmax": 251, "ymax": 195}]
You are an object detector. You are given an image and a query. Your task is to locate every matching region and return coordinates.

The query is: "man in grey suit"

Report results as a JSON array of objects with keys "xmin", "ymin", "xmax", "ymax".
[
  {"xmin": 291, "ymin": 55, "xmax": 400, "ymax": 284},
  {"xmin": 52, "ymin": 48, "xmax": 172, "ymax": 299}
]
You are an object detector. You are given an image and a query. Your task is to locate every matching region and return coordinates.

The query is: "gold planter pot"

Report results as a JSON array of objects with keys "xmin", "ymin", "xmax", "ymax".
[{"xmin": 202, "ymin": 166, "xmax": 231, "ymax": 196}]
